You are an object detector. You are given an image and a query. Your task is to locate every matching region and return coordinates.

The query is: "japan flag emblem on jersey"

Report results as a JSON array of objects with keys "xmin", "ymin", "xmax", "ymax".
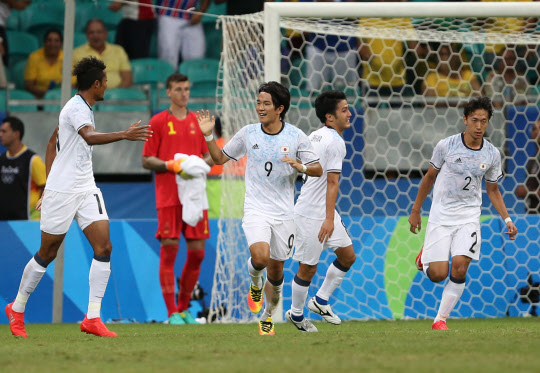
[
  {"xmin": 480, "ymin": 163, "xmax": 487, "ymax": 170},
  {"xmin": 280, "ymin": 146, "xmax": 290, "ymax": 154}
]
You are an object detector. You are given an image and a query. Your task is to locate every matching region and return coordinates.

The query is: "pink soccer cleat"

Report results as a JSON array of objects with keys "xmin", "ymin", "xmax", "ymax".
[
  {"xmin": 80, "ymin": 315, "xmax": 117, "ymax": 337},
  {"xmin": 432, "ymin": 320, "xmax": 449, "ymax": 330},
  {"xmin": 5, "ymin": 302, "xmax": 27, "ymax": 338}
]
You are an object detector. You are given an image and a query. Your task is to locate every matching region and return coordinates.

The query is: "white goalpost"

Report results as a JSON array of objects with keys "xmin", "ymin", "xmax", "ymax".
[{"xmin": 211, "ymin": 2, "xmax": 540, "ymax": 323}]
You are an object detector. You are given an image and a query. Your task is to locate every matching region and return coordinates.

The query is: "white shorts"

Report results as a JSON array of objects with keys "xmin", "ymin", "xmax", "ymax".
[
  {"xmin": 422, "ymin": 221, "xmax": 481, "ymax": 264},
  {"xmin": 40, "ymin": 189, "xmax": 109, "ymax": 235},
  {"xmin": 293, "ymin": 213, "xmax": 352, "ymax": 265},
  {"xmin": 242, "ymin": 213, "xmax": 296, "ymax": 262}
]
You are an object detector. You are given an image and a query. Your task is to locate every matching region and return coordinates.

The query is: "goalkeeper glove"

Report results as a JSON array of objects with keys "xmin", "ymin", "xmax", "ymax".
[{"xmin": 166, "ymin": 158, "xmax": 185, "ymax": 174}]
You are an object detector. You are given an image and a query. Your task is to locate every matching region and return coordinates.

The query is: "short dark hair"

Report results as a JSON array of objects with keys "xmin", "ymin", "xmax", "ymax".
[
  {"xmin": 258, "ymin": 81, "xmax": 290, "ymax": 121},
  {"xmin": 464, "ymin": 96, "xmax": 493, "ymax": 120},
  {"xmin": 85, "ymin": 18, "xmax": 106, "ymax": 33},
  {"xmin": 315, "ymin": 90, "xmax": 347, "ymax": 124},
  {"xmin": 2, "ymin": 116, "xmax": 25, "ymax": 141},
  {"xmin": 166, "ymin": 73, "xmax": 189, "ymax": 89},
  {"xmin": 73, "ymin": 56, "xmax": 106, "ymax": 91},
  {"xmin": 44, "ymin": 29, "xmax": 63, "ymax": 43}
]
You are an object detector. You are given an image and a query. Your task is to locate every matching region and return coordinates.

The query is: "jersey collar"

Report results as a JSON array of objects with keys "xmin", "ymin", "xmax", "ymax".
[
  {"xmin": 261, "ymin": 121, "xmax": 285, "ymax": 136},
  {"xmin": 461, "ymin": 132, "xmax": 483, "ymax": 151},
  {"xmin": 76, "ymin": 93, "xmax": 93, "ymax": 111}
]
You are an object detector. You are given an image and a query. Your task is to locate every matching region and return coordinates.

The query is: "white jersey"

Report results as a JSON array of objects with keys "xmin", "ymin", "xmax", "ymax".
[
  {"xmin": 295, "ymin": 126, "xmax": 346, "ymax": 219},
  {"xmin": 45, "ymin": 95, "xmax": 97, "ymax": 193},
  {"xmin": 223, "ymin": 122, "xmax": 319, "ymax": 220},
  {"xmin": 429, "ymin": 133, "xmax": 502, "ymax": 225}
]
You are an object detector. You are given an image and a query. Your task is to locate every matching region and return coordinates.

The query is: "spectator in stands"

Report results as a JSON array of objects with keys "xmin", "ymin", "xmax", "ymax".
[
  {"xmin": 109, "ymin": 0, "xmax": 156, "ymax": 60},
  {"xmin": 73, "ymin": 19, "xmax": 132, "ymax": 88},
  {"xmin": 156, "ymin": 0, "xmax": 209, "ymax": 69},
  {"xmin": 0, "ymin": 116, "xmax": 46, "ymax": 221},
  {"xmin": 304, "ymin": 1, "xmax": 358, "ymax": 93},
  {"xmin": 358, "ymin": 15, "xmax": 418, "ymax": 102},
  {"xmin": 483, "ymin": 47, "xmax": 530, "ymax": 108},
  {"xmin": 422, "ymin": 44, "xmax": 481, "ymax": 100},
  {"xmin": 24, "ymin": 29, "xmax": 63, "ymax": 99},
  {"xmin": 0, "ymin": 0, "xmax": 31, "ymax": 67},
  {"xmin": 515, "ymin": 120, "xmax": 540, "ymax": 214}
]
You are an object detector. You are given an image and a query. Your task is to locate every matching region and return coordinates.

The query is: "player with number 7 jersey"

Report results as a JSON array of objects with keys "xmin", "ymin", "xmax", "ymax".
[
  {"xmin": 197, "ymin": 81, "xmax": 322, "ymax": 335},
  {"xmin": 408, "ymin": 96, "xmax": 517, "ymax": 331}
]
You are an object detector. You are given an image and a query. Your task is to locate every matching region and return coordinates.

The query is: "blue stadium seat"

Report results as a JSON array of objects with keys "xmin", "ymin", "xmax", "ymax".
[
  {"xmin": 178, "ymin": 58, "xmax": 219, "ymax": 98},
  {"xmin": 18, "ymin": 3, "xmax": 64, "ymax": 43},
  {"xmin": 98, "ymin": 88, "xmax": 149, "ymax": 112},
  {"xmin": 0, "ymin": 89, "xmax": 38, "ymax": 112},
  {"xmin": 74, "ymin": 32, "xmax": 87, "ymax": 48},
  {"xmin": 75, "ymin": 3, "xmax": 122, "ymax": 32},
  {"xmin": 8, "ymin": 61, "xmax": 27, "ymax": 90},
  {"xmin": 6, "ymin": 10, "xmax": 21, "ymax": 30},
  {"xmin": 131, "ymin": 58, "xmax": 175, "ymax": 85},
  {"xmin": 43, "ymin": 88, "xmax": 78, "ymax": 111},
  {"xmin": 204, "ymin": 25, "xmax": 222, "ymax": 61},
  {"xmin": 6, "ymin": 31, "xmax": 39, "ymax": 66}
]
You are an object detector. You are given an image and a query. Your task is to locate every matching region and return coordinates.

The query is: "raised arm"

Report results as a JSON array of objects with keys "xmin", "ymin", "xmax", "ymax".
[
  {"xmin": 486, "ymin": 182, "xmax": 518, "ymax": 240},
  {"xmin": 409, "ymin": 165, "xmax": 439, "ymax": 234},
  {"xmin": 196, "ymin": 110, "xmax": 230, "ymax": 165},
  {"xmin": 79, "ymin": 120, "xmax": 151, "ymax": 145}
]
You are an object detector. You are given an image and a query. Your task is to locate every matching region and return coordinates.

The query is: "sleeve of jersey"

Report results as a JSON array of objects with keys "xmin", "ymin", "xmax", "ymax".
[
  {"xmin": 484, "ymin": 148, "xmax": 503, "ymax": 183},
  {"xmin": 31, "ymin": 155, "xmax": 47, "ymax": 187},
  {"xmin": 325, "ymin": 141, "xmax": 345, "ymax": 173},
  {"xmin": 72, "ymin": 106, "xmax": 94, "ymax": 133},
  {"xmin": 222, "ymin": 127, "xmax": 246, "ymax": 161},
  {"xmin": 142, "ymin": 116, "xmax": 160, "ymax": 157},
  {"xmin": 297, "ymin": 133, "xmax": 319, "ymax": 165},
  {"xmin": 429, "ymin": 139, "xmax": 446, "ymax": 170}
]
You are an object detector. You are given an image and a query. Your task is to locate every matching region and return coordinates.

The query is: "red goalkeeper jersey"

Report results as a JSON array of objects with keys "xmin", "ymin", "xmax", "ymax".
[{"xmin": 143, "ymin": 109, "xmax": 208, "ymax": 208}]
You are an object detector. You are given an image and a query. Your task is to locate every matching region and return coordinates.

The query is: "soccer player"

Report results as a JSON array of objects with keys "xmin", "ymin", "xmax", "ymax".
[
  {"xmin": 285, "ymin": 90, "xmax": 356, "ymax": 333},
  {"xmin": 196, "ymin": 81, "xmax": 323, "ymax": 335},
  {"xmin": 4, "ymin": 56, "xmax": 152, "ymax": 338},
  {"xmin": 142, "ymin": 73, "xmax": 213, "ymax": 325},
  {"xmin": 408, "ymin": 96, "xmax": 518, "ymax": 330}
]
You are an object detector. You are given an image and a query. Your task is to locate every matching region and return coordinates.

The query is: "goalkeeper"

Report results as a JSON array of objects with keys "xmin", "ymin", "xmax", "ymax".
[{"xmin": 142, "ymin": 73, "xmax": 213, "ymax": 325}]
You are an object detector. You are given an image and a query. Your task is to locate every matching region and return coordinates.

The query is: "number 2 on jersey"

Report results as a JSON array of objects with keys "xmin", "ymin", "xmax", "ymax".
[{"xmin": 463, "ymin": 176, "xmax": 472, "ymax": 191}]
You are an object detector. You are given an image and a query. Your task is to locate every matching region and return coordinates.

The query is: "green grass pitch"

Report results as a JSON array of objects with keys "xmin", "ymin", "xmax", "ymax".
[{"xmin": 1, "ymin": 318, "xmax": 539, "ymax": 373}]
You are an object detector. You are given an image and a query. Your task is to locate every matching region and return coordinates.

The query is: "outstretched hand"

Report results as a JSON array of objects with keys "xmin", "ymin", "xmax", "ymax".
[
  {"xmin": 281, "ymin": 156, "xmax": 304, "ymax": 172},
  {"xmin": 196, "ymin": 110, "xmax": 215, "ymax": 136},
  {"xmin": 505, "ymin": 221, "xmax": 518, "ymax": 240},
  {"xmin": 125, "ymin": 120, "xmax": 152, "ymax": 141}
]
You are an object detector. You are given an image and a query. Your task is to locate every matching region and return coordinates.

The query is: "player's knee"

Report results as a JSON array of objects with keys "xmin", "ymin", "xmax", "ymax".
[
  {"xmin": 251, "ymin": 256, "xmax": 269, "ymax": 269},
  {"xmin": 95, "ymin": 241, "xmax": 113, "ymax": 257},
  {"xmin": 36, "ymin": 250, "xmax": 57, "ymax": 265},
  {"xmin": 298, "ymin": 263, "xmax": 317, "ymax": 280},
  {"xmin": 428, "ymin": 271, "xmax": 447, "ymax": 283},
  {"xmin": 337, "ymin": 248, "xmax": 356, "ymax": 268}
]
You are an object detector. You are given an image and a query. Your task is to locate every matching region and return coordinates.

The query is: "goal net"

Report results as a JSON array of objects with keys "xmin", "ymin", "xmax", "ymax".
[{"xmin": 210, "ymin": 2, "xmax": 540, "ymax": 323}]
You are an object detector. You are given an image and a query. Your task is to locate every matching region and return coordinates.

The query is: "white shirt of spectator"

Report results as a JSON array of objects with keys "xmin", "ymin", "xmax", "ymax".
[
  {"xmin": 295, "ymin": 126, "xmax": 346, "ymax": 220},
  {"xmin": 428, "ymin": 133, "xmax": 503, "ymax": 226},
  {"xmin": 45, "ymin": 94, "xmax": 97, "ymax": 193},
  {"xmin": 223, "ymin": 122, "xmax": 319, "ymax": 220}
]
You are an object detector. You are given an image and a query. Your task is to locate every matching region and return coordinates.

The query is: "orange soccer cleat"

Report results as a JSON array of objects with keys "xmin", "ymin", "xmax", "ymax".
[
  {"xmin": 432, "ymin": 320, "xmax": 449, "ymax": 330},
  {"xmin": 415, "ymin": 246, "xmax": 424, "ymax": 271},
  {"xmin": 80, "ymin": 315, "xmax": 118, "ymax": 337},
  {"xmin": 247, "ymin": 283, "xmax": 264, "ymax": 314},
  {"xmin": 258, "ymin": 317, "xmax": 275, "ymax": 335},
  {"xmin": 5, "ymin": 302, "xmax": 27, "ymax": 338}
]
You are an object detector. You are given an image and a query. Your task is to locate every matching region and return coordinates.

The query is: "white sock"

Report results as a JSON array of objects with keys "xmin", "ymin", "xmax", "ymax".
[
  {"xmin": 435, "ymin": 277, "xmax": 465, "ymax": 322},
  {"xmin": 316, "ymin": 261, "xmax": 348, "ymax": 302},
  {"xmin": 261, "ymin": 278, "xmax": 283, "ymax": 320},
  {"xmin": 87, "ymin": 258, "xmax": 111, "ymax": 319},
  {"xmin": 12, "ymin": 257, "xmax": 47, "ymax": 313},
  {"xmin": 291, "ymin": 275, "xmax": 310, "ymax": 318},
  {"xmin": 247, "ymin": 257, "xmax": 264, "ymax": 289}
]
